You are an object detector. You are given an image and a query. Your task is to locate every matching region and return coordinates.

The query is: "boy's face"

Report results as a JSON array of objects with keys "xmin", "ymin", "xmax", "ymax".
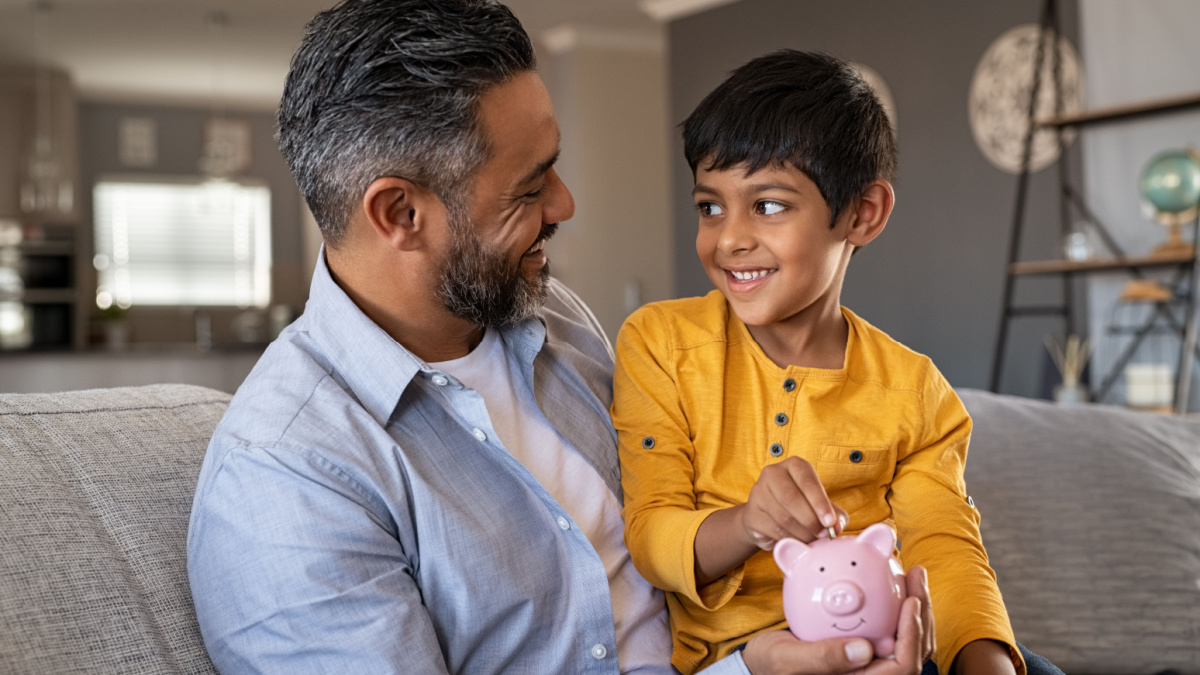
[{"xmin": 693, "ymin": 162, "xmax": 855, "ymax": 328}]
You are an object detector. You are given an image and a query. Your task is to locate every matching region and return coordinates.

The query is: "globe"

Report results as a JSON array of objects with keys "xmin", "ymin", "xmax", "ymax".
[
  {"xmin": 1139, "ymin": 148, "xmax": 1200, "ymax": 258},
  {"xmin": 1140, "ymin": 149, "xmax": 1200, "ymax": 217}
]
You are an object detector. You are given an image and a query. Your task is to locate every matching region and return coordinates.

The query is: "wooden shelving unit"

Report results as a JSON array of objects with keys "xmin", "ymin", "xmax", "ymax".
[{"xmin": 989, "ymin": 0, "xmax": 1200, "ymax": 413}]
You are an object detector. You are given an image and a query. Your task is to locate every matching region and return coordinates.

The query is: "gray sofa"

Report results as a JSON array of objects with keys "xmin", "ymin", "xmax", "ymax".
[{"xmin": 1, "ymin": 385, "xmax": 1198, "ymax": 674}]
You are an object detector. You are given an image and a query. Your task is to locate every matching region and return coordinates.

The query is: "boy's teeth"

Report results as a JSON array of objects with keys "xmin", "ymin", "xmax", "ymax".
[{"xmin": 731, "ymin": 269, "xmax": 771, "ymax": 281}]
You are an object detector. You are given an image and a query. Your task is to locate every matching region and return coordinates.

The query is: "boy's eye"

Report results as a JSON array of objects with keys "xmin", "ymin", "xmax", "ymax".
[
  {"xmin": 756, "ymin": 200, "xmax": 786, "ymax": 216},
  {"xmin": 696, "ymin": 201, "xmax": 723, "ymax": 217}
]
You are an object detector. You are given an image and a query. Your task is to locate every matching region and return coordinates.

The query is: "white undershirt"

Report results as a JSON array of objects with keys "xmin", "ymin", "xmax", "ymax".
[{"xmin": 432, "ymin": 328, "xmax": 671, "ymax": 674}]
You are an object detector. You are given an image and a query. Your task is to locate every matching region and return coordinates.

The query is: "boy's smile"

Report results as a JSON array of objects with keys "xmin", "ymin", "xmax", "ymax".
[
  {"xmin": 727, "ymin": 267, "xmax": 777, "ymax": 288},
  {"xmin": 693, "ymin": 162, "xmax": 892, "ymax": 367},
  {"xmin": 694, "ymin": 162, "xmax": 851, "ymax": 328}
]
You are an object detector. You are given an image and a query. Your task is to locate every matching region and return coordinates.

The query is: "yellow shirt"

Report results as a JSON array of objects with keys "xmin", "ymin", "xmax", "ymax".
[{"xmin": 612, "ymin": 292, "xmax": 1022, "ymax": 675}]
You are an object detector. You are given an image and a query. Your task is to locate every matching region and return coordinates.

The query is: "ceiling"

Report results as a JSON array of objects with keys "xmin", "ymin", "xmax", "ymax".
[{"xmin": 0, "ymin": 0, "xmax": 668, "ymax": 110}]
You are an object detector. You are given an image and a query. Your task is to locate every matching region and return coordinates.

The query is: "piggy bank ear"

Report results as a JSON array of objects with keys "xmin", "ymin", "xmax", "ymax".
[
  {"xmin": 856, "ymin": 523, "xmax": 897, "ymax": 557},
  {"xmin": 773, "ymin": 538, "xmax": 811, "ymax": 576}
]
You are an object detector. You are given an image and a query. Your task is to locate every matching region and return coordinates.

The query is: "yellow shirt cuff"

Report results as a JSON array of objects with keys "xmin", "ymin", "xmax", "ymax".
[{"xmin": 673, "ymin": 508, "xmax": 746, "ymax": 611}]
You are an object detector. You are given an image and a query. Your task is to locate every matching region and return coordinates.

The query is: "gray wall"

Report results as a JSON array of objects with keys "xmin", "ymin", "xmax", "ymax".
[
  {"xmin": 540, "ymin": 32, "xmax": 674, "ymax": 343},
  {"xmin": 667, "ymin": 0, "xmax": 1080, "ymax": 397},
  {"xmin": 78, "ymin": 101, "xmax": 307, "ymax": 344}
]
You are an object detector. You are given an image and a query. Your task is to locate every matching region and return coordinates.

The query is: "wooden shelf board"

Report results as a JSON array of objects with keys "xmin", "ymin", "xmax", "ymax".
[
  {"xmin": 1038, "ymin": 91, "xmax": 1200, "ymax": 128},
  {"xmin": 16, "ymin": 241, "xmax": 74, "ymax": 255},
  {"xmin": 1011, "ymin": 252, "xmax": 1197, "ymax": 276}
]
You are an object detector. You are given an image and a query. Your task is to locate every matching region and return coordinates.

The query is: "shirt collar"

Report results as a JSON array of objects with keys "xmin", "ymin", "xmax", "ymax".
[
  {"xmin": 728, "ymin": 302, "xmax": 857, "ymax": 378},
  {"xmin": 303, "ymin": 246, "xmax": 548, "ymax": 426}
]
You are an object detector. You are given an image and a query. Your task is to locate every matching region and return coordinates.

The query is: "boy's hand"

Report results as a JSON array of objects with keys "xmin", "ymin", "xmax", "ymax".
[
  {"xmin": 693, "ymin": 457, "xmax": 847, "ymax": 586},
  {"xmin": 739, "ymin": 457, "xmax": 847, "ymax": 550},
  {"xmin": 740, "ymin": 566, "xmax": 934, "ymax": 675}
]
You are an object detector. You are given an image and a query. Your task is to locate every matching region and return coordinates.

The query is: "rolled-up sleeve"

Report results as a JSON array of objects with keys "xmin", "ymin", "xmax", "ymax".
[
  {"xmin": 613, "ymin": 307, "xmax": 744, "ymax": 611},
  {"xmin": 187, "ymin": 444, "xmax": 449, "ymax": 674}
]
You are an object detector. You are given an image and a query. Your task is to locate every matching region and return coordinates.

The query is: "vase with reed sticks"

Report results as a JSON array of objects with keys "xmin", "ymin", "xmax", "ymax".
[{"xmin": 1045, "ymin": 334, "xmax": 1092, "ymax": 404}]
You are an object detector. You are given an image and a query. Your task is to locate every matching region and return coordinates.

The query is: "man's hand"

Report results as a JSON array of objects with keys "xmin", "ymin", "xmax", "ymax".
[
  {"xmin": 740, "ymin": 565, "xmax": 935, "ymax": 675},
  {"xmin": 740, "ymin": 457, "xmax": 847, "ymax": 550},
  {"xmin": 906, "ymin": 566, "xmax": 935, "ymax": 665}
]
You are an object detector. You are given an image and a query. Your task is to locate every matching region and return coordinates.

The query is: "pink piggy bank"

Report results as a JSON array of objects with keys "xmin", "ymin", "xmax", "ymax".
[{"xmin": 773, "ymin": 523, "xmax": 906, "ymax": 656}]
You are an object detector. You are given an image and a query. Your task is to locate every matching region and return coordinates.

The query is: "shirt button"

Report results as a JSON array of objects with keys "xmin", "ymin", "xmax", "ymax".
[
  {"xmin": 557, "ymin": 516, "xmax": 571, "ymax": 531},
  {"xmin": 783, "ymin": 378, "xmax": 797, "ymax": 392},
  {"xmin": 849, "ymin": 450, "xmax": 863, "ymax": 463},
  {"xmin": 472, "ymin": 428, "xmax": 487, "ymax": 442},
  {"xmin": 590, "ymin": 644, "xmax": 608, "ymax": 660},
  {"xmin": 769, "ymin": 443, "xmax": 784, "ymax": 457},
  {"xmin": 967, "ymin": 495, "xmax": 976, "ymax": 508},
  {"xmin": 774, "ymin": 412, "xmax": 788, "ymax": 426},
  {"xmin": 642, "ymin": 436, "xmax": 655, "ymax": 449},
  {"xmin": 431, "ymin": 374, "xmax": 449, "ymax": 386}
]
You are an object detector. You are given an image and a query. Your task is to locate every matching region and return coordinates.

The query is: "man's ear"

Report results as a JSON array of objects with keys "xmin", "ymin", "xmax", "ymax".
[
  {"xmin": 844, "ymin": 179, "xmax": 894, "ymax": 248},
  {"xmin": 361, "ymin": 176, "xmax": 443, "ymax": 252}
]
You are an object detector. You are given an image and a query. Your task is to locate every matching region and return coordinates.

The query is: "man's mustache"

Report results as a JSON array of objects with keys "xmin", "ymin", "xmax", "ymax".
[{"xmin": 535, "ymin": 221, "xmax": 560, "ymax": 246}]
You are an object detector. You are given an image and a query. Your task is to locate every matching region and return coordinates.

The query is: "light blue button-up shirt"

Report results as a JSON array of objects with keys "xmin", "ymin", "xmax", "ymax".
[{"xmin": 187, "ymin": 255, "xmax": 749, "ymax": 674}]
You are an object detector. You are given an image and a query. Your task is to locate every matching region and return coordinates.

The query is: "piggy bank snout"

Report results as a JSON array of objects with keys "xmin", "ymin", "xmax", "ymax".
[{"xmin": 821, "ymin": 580, "xmax": 864, "ymax": 615}]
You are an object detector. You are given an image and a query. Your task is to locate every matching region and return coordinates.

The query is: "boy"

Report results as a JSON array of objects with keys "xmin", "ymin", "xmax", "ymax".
[{"xmin": 612, "ymin": 50, "xmax": 1036, "ymax": 675}]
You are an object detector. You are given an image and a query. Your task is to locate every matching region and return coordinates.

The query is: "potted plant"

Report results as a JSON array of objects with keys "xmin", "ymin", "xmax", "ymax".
[{"xmin": 98, "ymin": 304, "xmax": 128, "ymax": 351}]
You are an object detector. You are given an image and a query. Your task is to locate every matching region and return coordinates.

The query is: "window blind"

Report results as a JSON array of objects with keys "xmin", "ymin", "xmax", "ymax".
[{"xmin": 93, "ymin": 179, "xmax": 272, "ymax": 308}]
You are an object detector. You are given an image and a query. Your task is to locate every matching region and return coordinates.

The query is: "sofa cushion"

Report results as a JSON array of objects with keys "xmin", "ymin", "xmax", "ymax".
[
  {"xmin": 960, "ymin": 389, "xmax": 1200, "ymax": 675},
  {"xmin": 0, "ymin": 384, "xmax": 229, "ymax": 675}
]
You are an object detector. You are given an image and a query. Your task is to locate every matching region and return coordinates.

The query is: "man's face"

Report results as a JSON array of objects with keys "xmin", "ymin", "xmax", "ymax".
[{"xmin": 437, "ymin": 71, "xmax": 574, "ymax": 327}]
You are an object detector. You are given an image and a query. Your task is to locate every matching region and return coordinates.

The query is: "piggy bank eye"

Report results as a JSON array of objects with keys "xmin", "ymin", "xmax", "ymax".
[
  {"xmin": 851, "ymin": 561, "xmax": 857, "ymax": 566},
  {"xmin": 819, "ymin": 566, "xmax": 825, "ymax": 572}
]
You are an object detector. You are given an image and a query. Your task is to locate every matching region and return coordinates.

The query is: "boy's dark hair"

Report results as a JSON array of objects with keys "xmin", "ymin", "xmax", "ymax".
[
  {"xmin": 683, "ymin": 50, "xmax": 896, "ymax": 226},
  {"xmin": 277, "ymin": 0, "xmax": 535, "ymax": 246}
]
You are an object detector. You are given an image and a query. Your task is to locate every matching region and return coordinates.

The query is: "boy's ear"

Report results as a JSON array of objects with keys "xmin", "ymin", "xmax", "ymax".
[
  {"xmin": 844, "ymin": 179, "xmax": 894, "ymax": 248},
  {"xmin": 360, "ymin": 176, "xmax": 444, "ymax": 252}
]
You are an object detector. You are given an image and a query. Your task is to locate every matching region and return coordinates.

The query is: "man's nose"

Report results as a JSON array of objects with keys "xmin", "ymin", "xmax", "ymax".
[{"xmin": 543, "ymin": 168, "xmax": 575, "ymax": 224}]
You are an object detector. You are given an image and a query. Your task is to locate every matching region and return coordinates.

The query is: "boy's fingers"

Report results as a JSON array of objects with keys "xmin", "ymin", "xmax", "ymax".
[
  {"xmin": 742, "ymin": 489, "xmax": 800, "ymax": 549},
  {"xmin": 765, "ymin": 477, "xmax": 822, "ymax": 541},
  {"xmin": 833, "ymin": 505, "xmax": 849, "ymax": 535},
  {"xmin": 783, "ymin": 457, "xmax": 837, "ymax": 529}
]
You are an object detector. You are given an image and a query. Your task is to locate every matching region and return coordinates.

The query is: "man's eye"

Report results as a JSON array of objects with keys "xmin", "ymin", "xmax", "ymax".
[
  {"xmin": 757, "ymin": 200, "xmax": 785, "ymax": 215},
  {"xmin": 696, "ymin": 202, "xmax": 723, "ymax": 217},
  {"xmin": 523, "ymin": 187, "xmax": 545, "ymax": 200}
]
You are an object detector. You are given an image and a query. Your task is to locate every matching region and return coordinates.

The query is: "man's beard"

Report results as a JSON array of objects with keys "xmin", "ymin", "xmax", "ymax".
[{"xmin": 437, "ymin": 213, "xmax": 557, "ymax": 328}]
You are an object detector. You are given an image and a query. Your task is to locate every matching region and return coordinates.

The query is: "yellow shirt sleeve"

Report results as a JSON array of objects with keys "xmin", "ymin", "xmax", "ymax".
[
  {"xmin": 612, "ymin": 306, "xmax": 745, "ymax": 611},
  {"xmin": 890, "ymin": 362, "xmax": 1025, "ymax": 675}
]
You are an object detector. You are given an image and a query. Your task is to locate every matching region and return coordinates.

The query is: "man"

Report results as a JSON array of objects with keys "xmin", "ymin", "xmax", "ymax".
[{"xmin": 186, "ymin": 1, "xmax": 933, "ymax": 673}]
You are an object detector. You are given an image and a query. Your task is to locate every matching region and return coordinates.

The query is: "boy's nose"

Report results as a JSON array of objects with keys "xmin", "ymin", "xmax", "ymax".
[{"xmin": 717, "ymin": 214, "xmax": 754, "ymax": 254}]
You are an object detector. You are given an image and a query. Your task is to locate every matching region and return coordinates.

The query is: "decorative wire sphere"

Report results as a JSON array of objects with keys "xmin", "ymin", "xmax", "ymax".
[{"xmin": 1139, "ymin": 149, "xmax": 1200, "ymax": 219}]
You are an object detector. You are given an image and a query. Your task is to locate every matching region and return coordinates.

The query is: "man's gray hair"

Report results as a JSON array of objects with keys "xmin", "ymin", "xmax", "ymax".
[{"xmin": 277, "ymin": 0, "xmax": 536, "ymax": 245}]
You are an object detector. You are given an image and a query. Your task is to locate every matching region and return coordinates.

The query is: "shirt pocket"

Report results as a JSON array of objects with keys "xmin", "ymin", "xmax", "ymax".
[{"xmin": 815, "ymin": 443, "xmax": 893, "ymax": 493}]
